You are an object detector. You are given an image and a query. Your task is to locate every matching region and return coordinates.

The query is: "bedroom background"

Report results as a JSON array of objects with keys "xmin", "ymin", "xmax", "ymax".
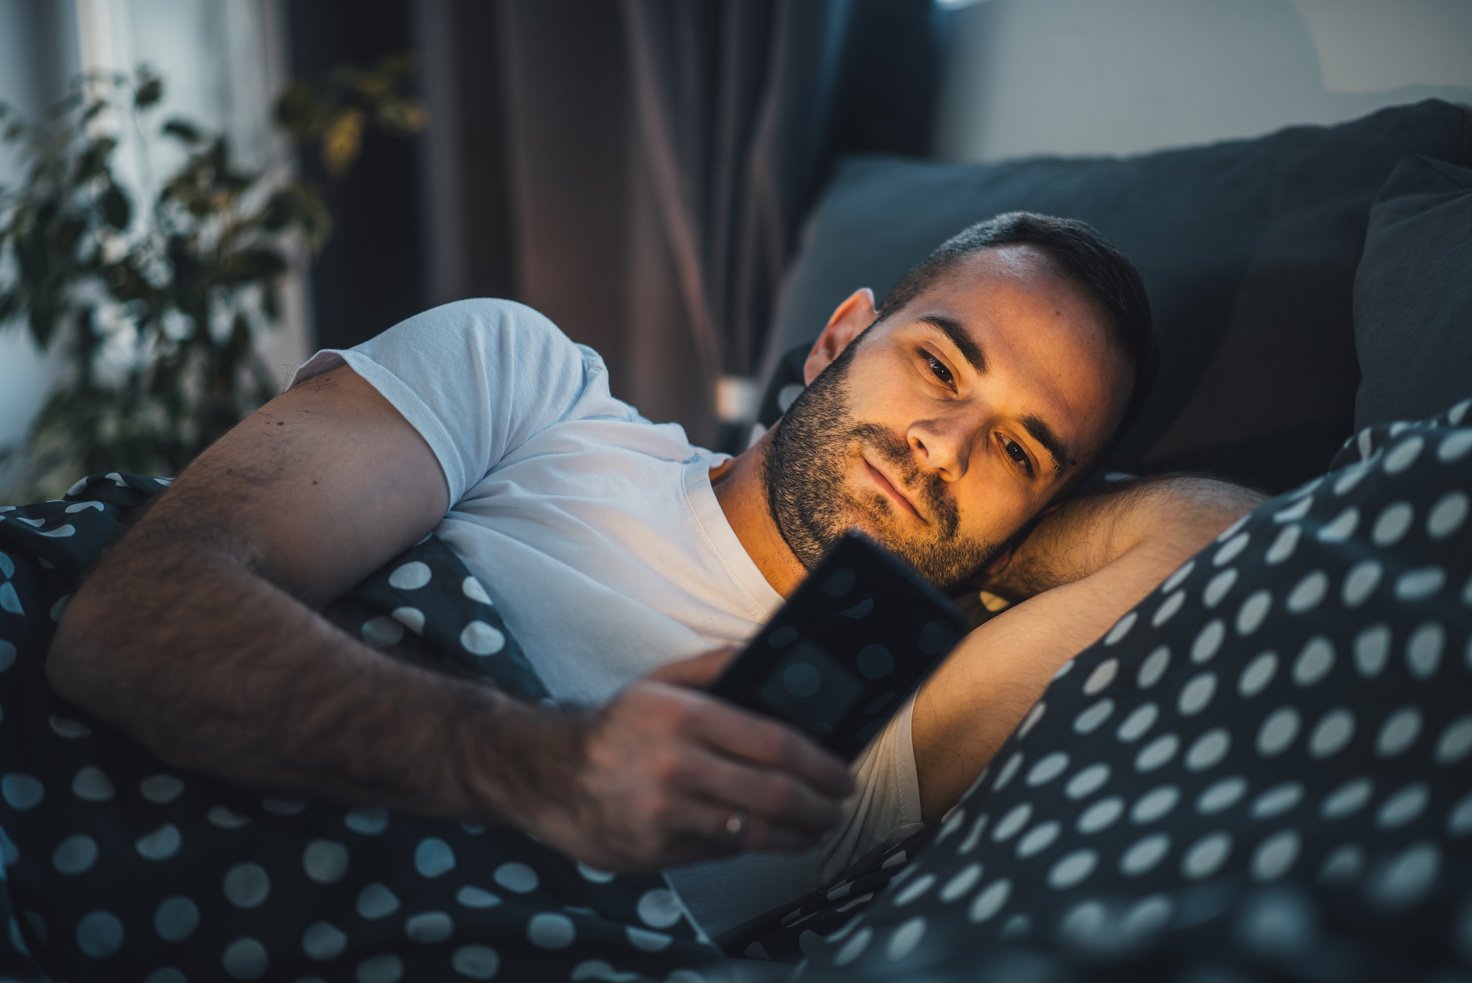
[{"xmin": 1, "ymin": 0, "xmax": 1470, "ymax": 499}]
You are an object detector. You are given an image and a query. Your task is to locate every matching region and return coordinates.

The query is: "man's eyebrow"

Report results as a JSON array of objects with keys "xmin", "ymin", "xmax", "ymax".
[
  {"xmin": 918, "ymin": 315, "xmax": 987, "ymax": 375},
  {"xmin": 1021, "ymin": 414, "xmax": 1073, "ymax": 475}
]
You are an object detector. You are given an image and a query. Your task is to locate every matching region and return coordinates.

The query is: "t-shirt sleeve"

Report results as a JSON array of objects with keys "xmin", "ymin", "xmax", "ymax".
[{"xmin": 289, "ymin": 299, "xmax": 602, "ymax": 505}]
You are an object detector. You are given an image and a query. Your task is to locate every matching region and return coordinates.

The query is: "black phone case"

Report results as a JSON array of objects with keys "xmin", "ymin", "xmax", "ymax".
[{"xmin": 709, "ymin": 531, "xmax": 969, "ymax": 760}]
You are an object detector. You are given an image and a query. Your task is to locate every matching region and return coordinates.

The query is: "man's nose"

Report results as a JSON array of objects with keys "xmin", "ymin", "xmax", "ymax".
[{"xmin": 908, "ymin": 416, "xmax": 978, "ymax": 482}]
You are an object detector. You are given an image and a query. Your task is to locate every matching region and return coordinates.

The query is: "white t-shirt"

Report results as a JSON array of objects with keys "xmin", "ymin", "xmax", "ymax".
[{"xmin": 292, "ymin": 299, "xmax": 922, "ymax": 936}]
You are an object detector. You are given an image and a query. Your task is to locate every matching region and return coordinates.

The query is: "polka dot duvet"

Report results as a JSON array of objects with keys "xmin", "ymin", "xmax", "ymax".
[{"xmin": 0, "ymin": 474, "xmax": 720, "ymax": 982}]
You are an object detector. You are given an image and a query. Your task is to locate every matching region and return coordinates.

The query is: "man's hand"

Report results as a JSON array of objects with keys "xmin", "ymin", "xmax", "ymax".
[{"xmin": 519, "ymin": 651, "xmax": 854, "ymax": 871}]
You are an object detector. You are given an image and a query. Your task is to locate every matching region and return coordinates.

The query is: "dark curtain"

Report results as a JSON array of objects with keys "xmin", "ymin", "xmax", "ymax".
[
  {"xmin": 300, "ymin": 0, "xmax": 939, "ymax": 447},
  {"xmin": 417, "ymin": 0, "xmax": 938, "ymax": 447}
]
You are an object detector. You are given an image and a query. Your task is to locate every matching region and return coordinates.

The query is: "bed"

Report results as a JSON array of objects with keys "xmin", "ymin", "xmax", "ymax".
[{"xmin": 2, "ymin": 99, "xmax": 1470, "ymax": 981}]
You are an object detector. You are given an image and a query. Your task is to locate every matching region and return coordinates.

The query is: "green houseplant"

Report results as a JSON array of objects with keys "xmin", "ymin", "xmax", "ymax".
[{"xmin": 0, "ymin": 58, "xmax": 424, "ymax": 499}]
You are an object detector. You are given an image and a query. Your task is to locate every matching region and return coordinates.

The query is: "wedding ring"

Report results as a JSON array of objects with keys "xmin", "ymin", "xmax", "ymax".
[{"xmin": 724, "ymin": 810, "xmax": 748, "ymax": 845}]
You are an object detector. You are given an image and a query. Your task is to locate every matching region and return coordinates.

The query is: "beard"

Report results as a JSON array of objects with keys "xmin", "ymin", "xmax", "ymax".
[{"xmin": 762, "ymin": 339, "xmax": 1001, "ymax": 591}]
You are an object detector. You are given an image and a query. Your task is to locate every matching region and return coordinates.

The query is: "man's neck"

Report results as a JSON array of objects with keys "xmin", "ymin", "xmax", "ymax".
[{"xmin": 710, "ymin": 433, "xmax": 808, "ymax": 597}]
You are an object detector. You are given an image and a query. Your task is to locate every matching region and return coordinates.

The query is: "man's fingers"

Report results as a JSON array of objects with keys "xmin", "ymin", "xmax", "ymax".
[
  {"xmin": 683, "ymin": 695, "xmax": 855, "ymax": 800},
  {"xmin": 680, "ymin": 749, "xmax": 845, "ymax": 836},
  {"xmin": 646, "ymin": 647, "xmax": 737, "ymax": 688}
]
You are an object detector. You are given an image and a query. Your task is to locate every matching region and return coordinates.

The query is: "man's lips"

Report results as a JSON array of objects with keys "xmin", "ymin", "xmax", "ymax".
[{"xmin": 864, "ymin": 459, "xmax": 926, "ymax": 523}]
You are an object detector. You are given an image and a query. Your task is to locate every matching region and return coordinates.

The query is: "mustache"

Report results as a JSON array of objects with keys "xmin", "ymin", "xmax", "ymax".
[{"xmin": 849, "ymin": 422, "xmax": 960, "ymax": 537}]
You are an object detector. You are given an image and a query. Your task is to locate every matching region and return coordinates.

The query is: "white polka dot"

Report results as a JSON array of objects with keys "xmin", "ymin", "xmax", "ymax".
[
  {"xmin": 72, "ymin": 767, "xmax": 114, "ymax": 802},
  {"xmin": 1333, "ymin": 462, "xmax": 1372, "ymax": 496},
  {"xmin": 1451, "ymin": 400, "xmax": 1472, "ymax": 425},
  {"xmin": 1178, "ymin": 673, "xmax": 1217, "ymax": 716},
  {"xmin": 455, "ymin": 887, "xmax": 500, "ymax": 910},
  {"xmin": 491, "ymin": 862, "xmax": 538, "ymax": 895},
  {"xmin": 636, "ymin": 888, "xmax": 683, "ymax": 928},
  {"xmin": 140, "ymin": 773, "xmax": 185, "ymax": 804},
  {"xmin": 577, "ymin": 863, "xmax": 615, "ymax": 884},
  {"xmin": 991, "ymin": 752, "xmax": 1023, "ymax": 792},
  {"xmin": 1365, "ymin": 842, "xmax": 1440, "ymax": 910},
  {"xmin": 224, "ymin": 863, "xmax": 271, "ymax": 908},
  {"xmin": 1378, "ymin": 783, "xmax": 1429, "ymax": 829},
  {"xmin": 1377, "ymin": 707, "xmax": 1422, "ymax": 757},
  {"xmin": 415, "ymin": 837, "xmax": 456, "ymax": 878},
  {"xmin": 1354, "ymin": 624, "xmax": 1391, "ymax": 676},
  {"xmin": 1117, "ymin": 703, "xmax": 1158, "ymax": 743},
  {"xmin": 451, "ymin": 945, "xmax": 499, "ymax": 979},
  {"xmin": 893, "ymin": 872, "xmax": 936, "ymax": 906},
  {"xmin": 1427, "ymin": 492, "xmax": 1469, "ymax": 539},
  {"xmin": 1203, "ymin": 570, "xmax": 1239, "ymax": 608},
  {"xmin": 626, "ymin": 926, "xmax": 671, "ymax": 952},
  {"xmin": 460, "ymin": 621, "xmax": 506, "ymax": 656},
  {"xmin": 1251, "ymin": 782, "xmax": 1304, "ymax": 820},
  {"xmin": 1274, "ymin": 496, "xmax": 1314, "ymax": 524},
  {"xmin": 1162, "ymin": 560, "xmax": 1196, "ymax": 592},
  {"xmin": 1384, "ymin": 435, "xmax": 1424, "ymax": 473},
  {"xmin": 1320, "ymin": 844, "xmax": 1365, "ymax": 885},
  {"xmin": 388, "ymin": 562, "xmax": 431, "ymax": 590},
  {"xmin": 1016, "ymin": 701, "xmax": 1046, "ymax": 739},
  {"xmin": 1317, "ymin": 507, "xmax": 1359, "ymax": 542},
  {"xmin": 1103, "ymin": 612, "xmax": 1138, "ymax": 646},
  {"xmin": 155, "ymin": 896, "xmax": 199, "ymax": 942},
  {"xmin": 527, "ymin": 912, "xmax": 575, "ymax": 949},
  {"xmin": 356, "ymin": 884, "xmax": 400, "ymax": 919},
  {"xmin": 1257, "ymin": 708, "xmax": 1299, "ymax": 757},
  {"xmin": 1078, "ymin": 797, "xmax": 1124, "ymax": 835},
  {"xmin": 1121, "ymin": 833, "xmax": 1170, "ymax": 876},
  {"xmin": 303, "ymin": 920, "xmax": 347, "ymax": 959},
  {"xmin": 885, "ymin": 916, "xmax": 927, "ymax": 962},
  {"xmin": 1292, "ymin": 637, "xmax": 1335, "ymax": 687},
  {"xmin": 76, "ymin": 910, "xmax": 124, "ymax": 958},
  {"xmin": 1026, "ymin": 752, "xmax": 1069, "ymax": 787},
  {"xmin": 1073, "ymin": 699, "xmax": 1114, "ymax": 735},
  {"xmin": 1340, "ymin": 561, "xmax": 1382, "ymax": 610},
  {"xmin": 959, "ymin": 815, "xmax": 989, "ymax": 854},
  {"xmin": 136, "ymin": 824, "xmax": 182, "ymax": 861},
  {"xmin": 1, "ymin": 774, "xmax": 43, "ymax": 810},
  {"xmin": 1436, "ymin": 715, "xmax": 1472, "ymax": 764},
  {"xmin": 1189, "ymin": 622, "xmax": 1228, "ymax": 667},
  {"xmin": 939, "ymin": 863, "xmax": 983, "ymax": 903},
  {"xmin": 303, "ymin": 840, "xmax": 349, "ymax": 884},
  {"xmin": 1239, "ymin": 651, "xmax": 1279, "ymax": 697},
  {"xmin": 1372, "ymin": 502, "xmax": 1414, "ymax": 547},
  {"xmin": 1185, "ymin": 728, "xmax": 1231, "ymax": 771},
  {"xmin": 362, "ymin": 616, "xmax": 404, "ymax": 648},
  {"xmin": 992, "ymin": 803, "xmax": 1031, "ymax": 841},
  {"xmin": 222, "ymin": 937, "xmax": 268, "ymax": 980},
  {"xmin": 1083, "ymin": 658, "xmax": 1119, "ymax": 695},
  {"xmin": 1151, "ymin": 592, "xmax": 1185, "ymax": 628},
  {"xmin": 1251, "ymin": 830, "xmax": 1301, "ymax": 881},
  {"xmin": 1264, "ymin": 525, "xmax": 1301, "ymax": 566},
  {"xmin": 1285, "ymin": 572, "xmax": 1328, "ymax": 615},
  {"xmin": 1309, "ymin": 708, "xmax": 1355, "ymax": 758},
  {"xmin": 1137, "ymin": 646, "xmax": 1171, "ymax": 689},
  {"xmin": 1405, "ymin": 622, "xmax": 1444, "ymax": 678},
  {"xmin": 1397, "ymin": 566, "xmax": 1446, "ymax": 601},
  {"xmin": 1438, "ymin": 430, "xmax": 1472, "ymax": 463},
  {"xmin": 1449, "ymin": 793, "xmax": 1472, "ymax": 836},
  {"xmin": 1322, "ymin": 778, "xmax": 1375, "ymax": 820},
  {"xmin": 1017, "ymin": 821, "xmax": 1061, "ymax": 858},
  {"xmin": 1182, "ymin": 832, "xmax": 1232, "ymax": 880},
  {"xmin": 392, "ymin": 606, "xmax": 426, "ymax": 635},
  {"xmin": 1065, "ymin": 764, "xmax": 1110, "ymax": 800},
  {"xmin": 1131, "ymin": 785, "xmax": 1180, "ymax": 824},
  {"xmin": 357, "ymin": 955, "xmax": 403, "ymax": 983},
  {"xmin": 1235, "ymin": 591, "xmax": 1272, "ymax": 636},
  {"xmin": 833, "ymin": 926, "xmax": 873, "ymax": 965},
  {"xmin": 1049, "ymin": 849, "xmax": 1098, "ymax": 889},
  {"xmin": 207, "ymin": 806, "xmax": 252, "ymax": 830},
  {"xmin": 53, "ymin": 835, "xmax": 98, "ymax": 875},
  {"xmin": 344, "ymin": 808, "xmax": 388, "ymax": 836},
  {"xmin": 1136, "ymin": 734, "xmax": 1179, "ymax": 772},
  {"xmin": 462, "ymin": 576, "xmax": 492, "ymax": 605},
  {"xmin": 1213, "ymin": 532, "xmax": 1250, "ymax": 567}
]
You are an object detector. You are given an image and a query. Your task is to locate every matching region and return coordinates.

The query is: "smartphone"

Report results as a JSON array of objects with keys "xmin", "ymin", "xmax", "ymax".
[{"xmin": 709, "ymin": 531, "xmax": 969, "ymax": 760}]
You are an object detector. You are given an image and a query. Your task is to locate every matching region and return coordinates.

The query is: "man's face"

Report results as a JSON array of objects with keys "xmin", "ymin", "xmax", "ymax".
[{"xmin": 764, "ymin": 245, "xmax": 1134, "ymax": 590}]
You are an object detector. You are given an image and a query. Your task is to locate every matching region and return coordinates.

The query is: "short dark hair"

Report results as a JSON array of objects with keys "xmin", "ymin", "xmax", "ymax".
[{"xmin": 878, "ymin": 212, "xmax": 1158, "ymax": 443}]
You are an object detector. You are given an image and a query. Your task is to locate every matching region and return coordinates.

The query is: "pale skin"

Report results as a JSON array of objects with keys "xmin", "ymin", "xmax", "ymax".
[{"xmin": 47, "ymin": 244, "xmax": 1262, "ymax": 872}]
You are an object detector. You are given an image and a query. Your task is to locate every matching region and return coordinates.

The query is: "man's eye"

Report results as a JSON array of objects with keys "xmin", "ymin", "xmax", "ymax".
[
  {"xmin": 1000, "ymin": 435, "xmax": 1035, "ymax": 477},
  {"xmin": 922, "ymin": 351, "xmax": 954, "ymax": 386}
]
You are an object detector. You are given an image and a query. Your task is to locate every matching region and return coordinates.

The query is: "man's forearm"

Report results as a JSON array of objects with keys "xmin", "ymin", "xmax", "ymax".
[{"xmin": 47, "ymin": 506, "xmax": 566, "ymax": 827}]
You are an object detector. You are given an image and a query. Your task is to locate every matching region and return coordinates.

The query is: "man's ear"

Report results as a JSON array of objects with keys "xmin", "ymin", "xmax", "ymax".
[{"xmin": 803, "ymin": 288, "xmax": 878, "ymax": 385}]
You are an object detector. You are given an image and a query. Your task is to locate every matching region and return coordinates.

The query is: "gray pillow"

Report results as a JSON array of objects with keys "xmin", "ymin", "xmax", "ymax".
[
  {"xmin": 767, "ymin": 100, "xmax": 1472, "ymax": 492},
  {"xmin": 1353, "ymin": 154, "xmax": 1472, "ymax": 431}
]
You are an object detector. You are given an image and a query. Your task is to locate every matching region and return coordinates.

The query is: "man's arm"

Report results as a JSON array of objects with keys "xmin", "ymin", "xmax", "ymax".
[
  {"xmin": 47, "ymin": 365, "xmax": 852, "ymax": 871},
  {"xmin": 912, "ymin": 475, "xmax": 1265, "ymax": 821}
]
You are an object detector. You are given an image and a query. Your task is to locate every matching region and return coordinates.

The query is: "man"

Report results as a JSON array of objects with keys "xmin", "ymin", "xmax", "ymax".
[{"xmin": 46, "ymin": 213, "xmax": 1261, "ymax": 934}]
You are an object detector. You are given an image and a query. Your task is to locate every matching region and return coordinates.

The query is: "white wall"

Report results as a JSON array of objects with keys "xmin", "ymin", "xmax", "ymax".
[{"xmin": 933, "ymin": 0, "xmax": 1472, "ymax": 162}]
